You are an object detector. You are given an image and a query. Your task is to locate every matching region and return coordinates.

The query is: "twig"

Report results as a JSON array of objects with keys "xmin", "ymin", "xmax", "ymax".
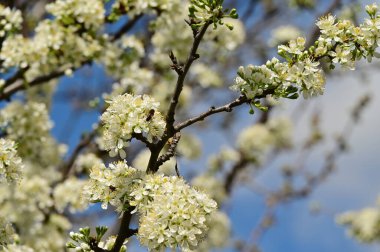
[
  {"xmin": 155, "ymin": 132, "xmax": 181, "ymax": 169},
  {"xmin": 0, "ymin": 69, "xmax": 69, "ymax": 101},
  {"xmin": 132, "ymin": 132, "xmax": 153, "ymax": 148},
  {"xmin": 175, "ymin": 95, "xmax": 249, "ymax": 131},
  {"xmin": 224, "ymin": 158, "xmax": 249, "ymax": 194},
  {"xmin": 60, "ymin": 130, "xmax": 97, "ymax": 180}
]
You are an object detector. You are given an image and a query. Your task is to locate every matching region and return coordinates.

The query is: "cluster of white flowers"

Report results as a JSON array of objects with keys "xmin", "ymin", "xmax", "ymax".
[
  {"xmin": 198, "ymin": 211, "xmax": 231, "ymax": 251},
  {"xmin": 0, "ymin": 138, "xmax": 23, "ymax": 183},
  {"xmin": 109, "ymin": 64, "xmax": 154, "ymax": 96},
  {"xmin": 236, "ymin": 117, "xmax": 293, "ymax": 164},
  {"xmin": 3, "ymin": 244, "xmax": 34, "ymax": 252},
  {"xmin": 82, "ymin": 161, "xmax": 142, "ymax": 212},
  {"xmin": 0, "ymin": 4, "xmax": 22, "ymax": 37},
  {"xmin": 0, "ymin": 216, "xmax": 15, "ymax": 247},
  {"xmin": 68, "ymin": 226, "xmax": 127, "ymax": 252},
  {"xmin": 233, "ymin": 5, "xmax": 380, "ymax": 103},
  {"xmin": 189, "ymin": 0, "xmax": 237, "ymax": 30},
  {"xmin": 0, "ymin": 175, "xmax": 72, "ymax": 251},
  {"xmin": 269, "ymin": 25, "xmax": 302, "ymax": 46},
  {"xmin": 99, "ymin": 36, "xmax": 145, "ymax": 79},
  {"xmin": 46, "ymin": 0, "xmax": 104, "ymax": 30},
  {"xmin": 176, "ymin": 133, "xmax": 202, "ymax": 160},
  {"xmin": 53, "ymin": 177, "xmax": 88, "ymax": 213},
  {"xmin": 0, "ymin": 20, "xmax": 103, "ymax": 81},
  {"xmin": 205, "ymin": 18, "xmax": 245, "ymax": 51},
  {"xmin": 73, "ymin": 152, "xmax": 103, "ymax": 173},
  {"xmin": 109, "ymin": 0, "xmax": 179, "ymax": 20},
  {"xmin": 0, "ymin": 102, "xmax": 51, "ymax": 158},
  {"xmin": 237, "ymin": 124, "xmax": 273, "ymax": 163},
  {"xmin": 100, "ymin": 94, "xmax": 166, "ymax": 158},
  {"xmin": 191, "ymin": 174, "xmax": 226, "ymax": 204},
  {"xmin": 133, "ymin": 149, "xmax": 176, "ymax": 175},
  {"xmin": 207, "ymin": 147, "xmax": 240, "ymax": 173},
  {"xmin": 130, "ymin": 174, "xmax": 217, "ymax": 251},
  {"xmin": 267, "ymin": 117, "xmax": 293, "ymax": 149},
  {"xmin": 0, "ymin": 0, "xmax": 105, "ymax": 81},
  {"xmin": 337, "ymin": 207, "xmax": 380, "ymax": 243}
]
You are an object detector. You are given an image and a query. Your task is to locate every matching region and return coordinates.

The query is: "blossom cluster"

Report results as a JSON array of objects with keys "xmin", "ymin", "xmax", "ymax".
[
  {"xmin": 237, "ymin": 117, "xmax": 293, "ymax": 164},
  {"xmin": 0, "ymin": 0, "xmax": 104, "ymax": 81},
  {"xmin": 53, "ymin": 177, "xmax": 88, "ymax": 213},
  {"xmin": 337, "ymin": 206, "xmax": 380, "ymax": 243},
  {"xmin": 0, "ymin": 138, "xmax": 23, "ymax": 183},
  {"xmin": 73, "ymin": 152, "xmax": 103, "ymax": 173},
  {"xmin": 0, "ymin": 102, "xmax": 53, "ymax": 163},
  {"xmin": 100, "ymin": 94, "xmax": 166, "ymax": 158},
  {"xmin": 197, "ymin": 211, "xmax": 231, "ymax": 251},
  {"xmin": 109, "ymin": 0, "xmax": 179, "ymax": 20},
  {"xmin": 130, "ymin": 174, "xmax": 217, "ymax": 251},
  {"xmin": 0, "ymin": 175, "xmax": 71, "ymax": 251},
  {"xmin": 0, "ymin": 4, "xmax": 22, "ymax": 38},
  {"xmin": 0, "ymin": 216, "xmax": 15, "ymax": 247},
  {"xmin": 67, "ymin": 226, "xmax": 127, "ymax": 252},
  {"xmin": 99, "ymin": 36, "xmax": 145, "ymax": 79},
  {"xmin": 46, "ymin": 0, "xmax": 104, "ymax": 30},
  {"xmin": 189, "ymin": 0, "xmax": 238, "ymax": 30},
  {"xmin": 232, "ymin": 4, "xmax": 380, "ymax": 107},
  {"xmin": 82, "ymin": 161, "xmax": 142, "ymax": 212}
]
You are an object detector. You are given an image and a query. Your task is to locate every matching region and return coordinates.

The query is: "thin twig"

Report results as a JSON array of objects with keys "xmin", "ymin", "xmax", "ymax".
[
  {"xmin": 155, "ymin": 132, "xmax": 181, "ymax": 168},
  {"xmin": 60, "ymin": 130, "xmax": 97, "ymax": 180},
  {"xmin": 175, "ymin": 95, "xmax": 249, "ymax": 131}
]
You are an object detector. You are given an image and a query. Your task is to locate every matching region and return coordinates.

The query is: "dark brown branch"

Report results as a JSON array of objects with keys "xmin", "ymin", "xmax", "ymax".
[
  {"xmin": 175, "ymin": 95, "xmax": 249, "ymax": 131},
  {"xmin": 155, "ymin": 132, "xmax": 181, "ymax": 169},
  {"xmin": 89, "ymin": 238, "xmax": 108, "ymax": 252},
  {"xmin": 165, "ymin": 21, "xmax": 211, "ymax": 132},
  {"xmin": 0, "ymin": 69, "xmax": 68, "ymax": 101},
  {"xmin": 111, "ymin": 14, "xmax": 143, "ymax": 42},
  {"xmin": 146, "ymin": 22, "xmax": 211, "ymax": 173},
  {"xmin": 111, "ymin": 210, "xmax": 136, "ymax": 252},
  {"xmin": 60, "ymin": 130, "xmax": 97, "ymax": 180},
  {"xmin": 132, "ymin": 132, "xmax": 153, "ymax": 148},
  {"xmin": 224, "ymin": 158, "xmax": 248, "ymax": 194}
]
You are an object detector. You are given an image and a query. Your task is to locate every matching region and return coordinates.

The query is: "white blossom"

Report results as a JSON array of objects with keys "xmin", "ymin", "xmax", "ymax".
[
  {"xmin": 82, "ymin": 161, "xmax": 142, "ymax": 212},
  {"xmin": 0, "ymin": 139, "xmax": 23, "ymax": 183},
  {"xmin": 100, "ymin": 94, "xmax": 166, "ymax": 158},
  {"xmin": 130, "ymin": 174, "xmax": 217, "ymax": 251}
]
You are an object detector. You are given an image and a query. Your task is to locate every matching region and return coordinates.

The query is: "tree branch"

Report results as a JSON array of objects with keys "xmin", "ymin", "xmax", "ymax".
[
  {"xmin": 155, "ymin": 132, "xmax": 181, "ymax": 168},
  {"xmin": 111, "ymin": 210, "xmax": 136, "ymax": 252},
  {"xmin": 146, "ymin": 22, "xmax": 211, "ymax": 173},
  {"xmin": 175, "ymin": 95, "xmax": 249, "ymax": 131},
  {"xmin": 0, "ymin": 69, "xmax": 70, "ymax": 101},
  {"xmin": 165, "ymin": 22, "xmax": 211, "ymax": 133},
  {"xmin": 60, "ymin": 129, "xmax": 97, "ymax": 180},
  {"xmin": 111, "ymin": 14, "xmax": 143, "ymax": 42}
]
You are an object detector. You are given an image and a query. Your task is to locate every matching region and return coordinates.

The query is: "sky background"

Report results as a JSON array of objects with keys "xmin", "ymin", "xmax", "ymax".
[{"xmin": 43, "ymin": 0, "xmax": 380, "ymax": 251}]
